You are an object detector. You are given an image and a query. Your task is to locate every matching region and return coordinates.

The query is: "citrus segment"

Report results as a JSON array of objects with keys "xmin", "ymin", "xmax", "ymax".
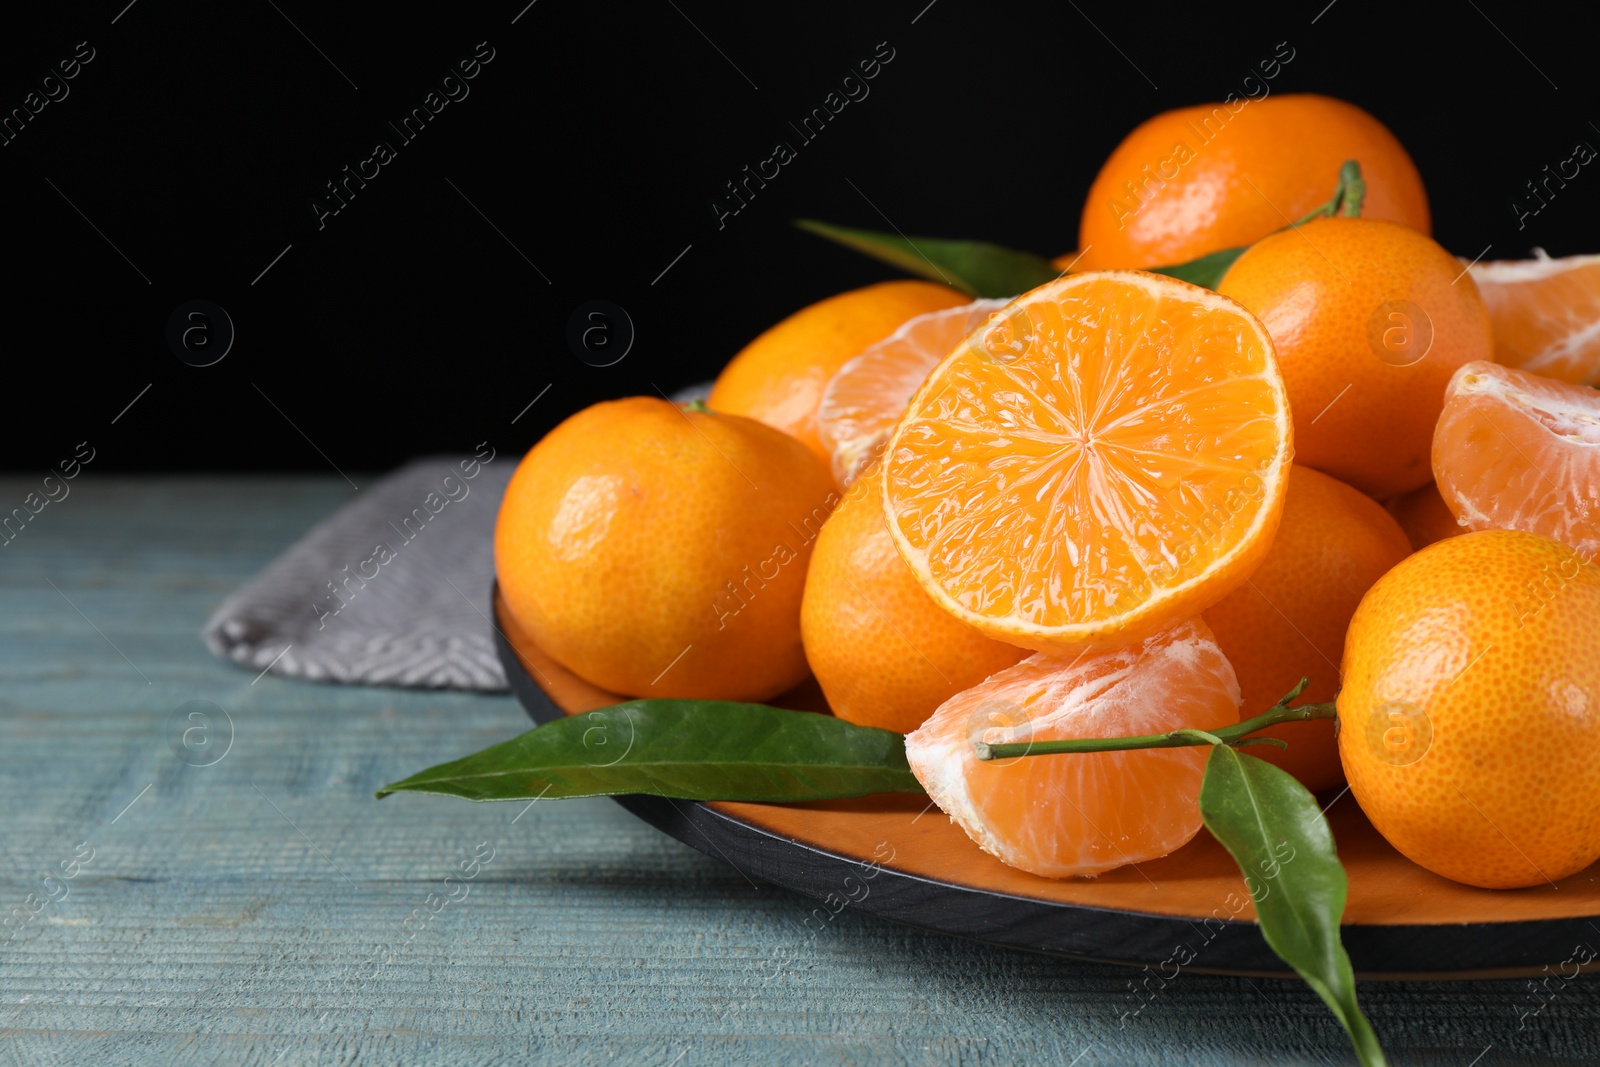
[
  {"xmin": 881, "ymin": 270, "xmax": 1292, "ymax": 653},
  {"xmin": 904, "ymin": 618, "xmax": 1242, "ymax": 879},
  {"xmin": 1433, "ymin": 360, "xmax": 1600, "ymax": 559},
  {"xmin": 817, "ymin": 299, "xmax": 1008, "ymax": 489},
  {"xmin": 1468, "ymin": 251, "xmax": 1600, "ymax": 385}
]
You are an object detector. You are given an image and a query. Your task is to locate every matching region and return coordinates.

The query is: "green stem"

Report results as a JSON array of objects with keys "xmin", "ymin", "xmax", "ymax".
[
  {"xmin": 1290, "ymin": 159, "xmax": 1367, "ymax": 225},
  {"xmin": 974, "ymin": 679, "xmax": 1336, "ymax": 761}
]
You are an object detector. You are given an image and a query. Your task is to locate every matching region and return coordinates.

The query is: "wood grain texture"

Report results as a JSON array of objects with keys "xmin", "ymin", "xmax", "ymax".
[{"xmin": 1, "ymin": 476, "xmax": 1598, "ymax": 1065}]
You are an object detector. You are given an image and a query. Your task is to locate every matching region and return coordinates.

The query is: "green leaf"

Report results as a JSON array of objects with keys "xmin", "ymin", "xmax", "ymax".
[
  {"xmin": 1200, "ymin": 746, "xmax": 1388, "ymax": 1067},
  {"xmin": 1147, "ymin": 245, "xmax": 1247, "ymax": 290},
  {"xmin": 377, "ymin": 700, "xmax": 925, "ymax": 803},
  {"xmin": 796, "ymin": 219, "xmax": 1060, "ymax": 299}
]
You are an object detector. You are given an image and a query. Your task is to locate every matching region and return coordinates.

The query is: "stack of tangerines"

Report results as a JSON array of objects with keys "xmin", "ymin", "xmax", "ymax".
[{"xmin": 497, "ymin": 94, "xmax": 1600, "ymax": 893}]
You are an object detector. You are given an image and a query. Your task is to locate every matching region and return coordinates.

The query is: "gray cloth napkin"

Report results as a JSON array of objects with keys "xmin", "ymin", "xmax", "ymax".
[{"xmin": 203, "ymin": 454, "xmax": 514, "ymax": 691}]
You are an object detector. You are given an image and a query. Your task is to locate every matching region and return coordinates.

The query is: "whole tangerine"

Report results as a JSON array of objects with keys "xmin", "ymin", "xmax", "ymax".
[
  {"xmin": 495, "ymin": 397, "xmax": 838, "ymax": 701},
  {"xmin": 1078, "ymin": 93, "xmax": 1429, "ymax": 270},
  {"xmin": 1204, "ymin": 465, "xmax": 1411, "ymax": 793},
  {"xmin": 1337, "ymin": 529, "xmax": 1600, "ymax": 889},
  {"xmin": 1218, "ymin": 217, "xmax": 1493, "ymax": 499}
]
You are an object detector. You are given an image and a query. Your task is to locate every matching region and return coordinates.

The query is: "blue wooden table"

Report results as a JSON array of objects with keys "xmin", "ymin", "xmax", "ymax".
[{"xmin": 2, "ymin": 476, "xmax": 1597, "ymax": 1065}]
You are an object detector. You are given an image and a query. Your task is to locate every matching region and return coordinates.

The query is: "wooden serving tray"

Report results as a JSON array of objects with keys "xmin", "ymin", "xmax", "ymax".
[{"xmin": 491, "ymin": 585, "xmax": 1600, "ymax": 977}]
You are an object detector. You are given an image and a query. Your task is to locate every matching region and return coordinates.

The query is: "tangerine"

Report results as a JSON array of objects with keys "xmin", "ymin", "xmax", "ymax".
[
  {"xmin": 801, "ymin": 478, "xmax": 1024, "ymax": 733},
  {"xmin": 1218, "ymin": 217, "xmax": 1493, "ymax": 498},
  {"xmin": 1338, "ymin": 530, "xmax": 1600, "ymax": 889},
  {"xmin": 1078, "ymin": 94, "xmax": 1430, "ymax": 271},
  {"xmin": 1384, "ymin": 480, "xmax": 1465, "ymax": 551},
  {"xmin": 495, "ymin": 397, "xmax": 837, "ymax": 701},
  {"xmin": 1203, "ymin": 465, "xmax": 1411, "ymax": 793}
]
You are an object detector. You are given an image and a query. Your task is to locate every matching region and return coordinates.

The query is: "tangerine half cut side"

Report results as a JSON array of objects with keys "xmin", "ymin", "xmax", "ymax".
[{"xmin": 880, "ymin": 270, "xmax": 1293, "ymax": 653}]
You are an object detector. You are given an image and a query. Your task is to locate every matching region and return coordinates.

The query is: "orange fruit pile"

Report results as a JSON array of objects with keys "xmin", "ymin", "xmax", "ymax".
[{"xmin": 494, "ymin": 89, "xmax": 1600, "ymax": 894}]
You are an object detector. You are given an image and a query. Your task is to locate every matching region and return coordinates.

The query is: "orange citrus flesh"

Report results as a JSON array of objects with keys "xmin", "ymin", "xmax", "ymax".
[
  {"xmin": 1338, "ymin": 529, "xmax": 1600, "ymax": 889},
  {"xmin": 1432, "ymin": 361, "xmax": 1600, "ymax": 560},
  {"xmin": 881, "ymin": 270, "xmax": 1293, "ymax": 653},
  {"xmin": 1468, "ymin": 251, "xmax": 1600, "ymax": 385},
  {"xmin": 817, "ymin": 299, "xmax": 1008, "ymax": 489},
  {"xmin": 904, "ymin": 618, "xmax": 1242, "ymax": 879}
]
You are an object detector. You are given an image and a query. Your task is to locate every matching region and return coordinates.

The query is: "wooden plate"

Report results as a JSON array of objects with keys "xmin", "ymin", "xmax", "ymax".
[{"xmin": 491, "ymin": 585, "xmax": 1600, "ymax": 978}]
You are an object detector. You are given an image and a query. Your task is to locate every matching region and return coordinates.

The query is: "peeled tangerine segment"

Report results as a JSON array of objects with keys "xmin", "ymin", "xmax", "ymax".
[
  {"xmin": 1433, "ymin": 360, "xmax": 1600, "ymax": 559},
  {"xmin": 904, "ymin": 618, "xmax": 1242, "ymax": 878},
  {"xmin": 1468, "ymin": 252, "xmax": 1600, "ymax": 385},
  {"xmin": 881, "ymin": 270, "xmax": 1292, "ymax": 652},
  {"xmin": 817, "ymin": 298, "xmax": 1009, "ymax": 489}
]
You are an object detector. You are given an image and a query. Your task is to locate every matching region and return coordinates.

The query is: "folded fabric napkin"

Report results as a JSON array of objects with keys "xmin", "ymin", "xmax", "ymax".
[{"xmin": 203, "ymin": 453, "xmax": 514, "ymax": 691}]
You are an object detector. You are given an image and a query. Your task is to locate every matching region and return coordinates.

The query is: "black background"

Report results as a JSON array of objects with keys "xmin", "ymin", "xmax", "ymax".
[{"xmin": 3, "ymin": 0, "xmax": 1596, "ymax": 472}]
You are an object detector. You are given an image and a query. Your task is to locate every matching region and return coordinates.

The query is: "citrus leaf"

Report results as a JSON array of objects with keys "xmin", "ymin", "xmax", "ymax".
[
  {"xmin": 377, "ymin": 700, "xmax": 925, "ymax": 802},
  {"xmin": 796, "ymin": 219, "xmax": 1060, "ymax": 298},
  {"xmin": 1147, "ymin": 245, "xmax": 1247, "ymax": 290},
  {"xmin": 1199, "ymin": 746, "xmax": 1388, "ymax": 1067}
]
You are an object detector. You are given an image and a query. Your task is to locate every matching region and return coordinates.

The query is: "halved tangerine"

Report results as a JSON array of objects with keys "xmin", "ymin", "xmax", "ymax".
[
  {"xmin": 904, "ymin": 618, "xmax": 1242, "ymax": 879},
  {"xmin": 1432, "ymin": 360, "xmax": 1600, "ymax": 559},
  {"xmin": 817, "ymin": 299, "xmax": 1008, "ymax": 489},
  {"xmin": 880, "ymin": 270, "xmax": 1293, "ymax": 653}
]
